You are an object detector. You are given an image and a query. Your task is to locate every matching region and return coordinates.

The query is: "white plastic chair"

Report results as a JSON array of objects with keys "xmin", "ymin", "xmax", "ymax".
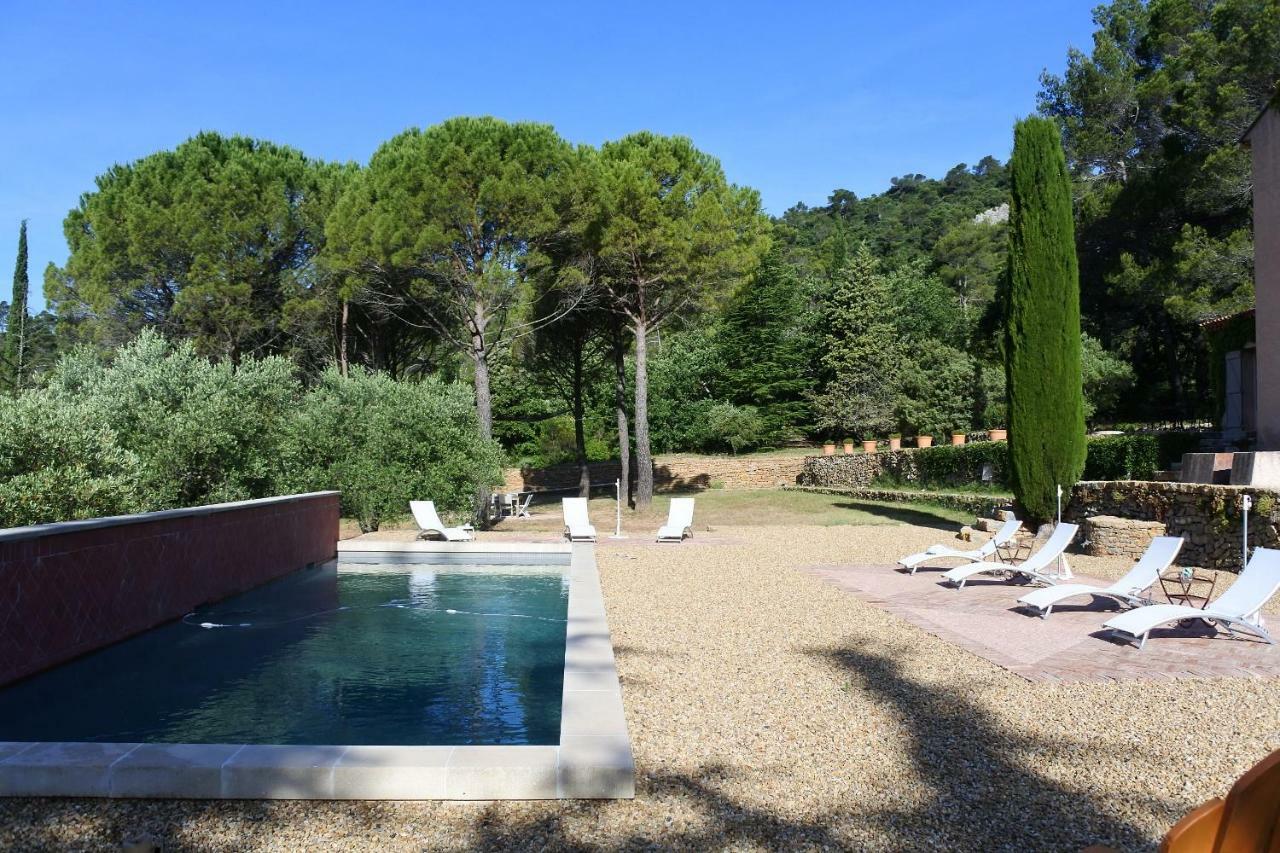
[
  {"xmin": 409, "ymin": 501, "xmax": 474, "ymax": 542},
  {"xmin": 657, "ymin": 498, "xmax": 696, "ymax": 542},
  {"xmin": 942, "ymin": 523, "xmax": 1078, "ymax": 589},
  {"xmin": 898, "ymin": 514, "xmax": 1022, "ymax": 574},
  {"xmin": 1017, "ymin": 536, "xmax": 1183, "ymax": 617},
  {"xmin": 562, "ymin": 497, "xmax": 597, "ymax": 542},
  {"xmin": 1104, "ymin": 547, "xmax": 1280, "ymax": 650}
]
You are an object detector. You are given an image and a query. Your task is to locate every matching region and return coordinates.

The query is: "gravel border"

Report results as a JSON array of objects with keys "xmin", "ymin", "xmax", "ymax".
[{"xmin": 1, "ymin": 520, "xmax": 1277, "ymax": 851}]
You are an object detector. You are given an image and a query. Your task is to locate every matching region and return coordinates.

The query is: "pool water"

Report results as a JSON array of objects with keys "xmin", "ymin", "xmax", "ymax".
[{"xmin": 0, "ymin": 564, "xmax": 569, "ymax": 745}]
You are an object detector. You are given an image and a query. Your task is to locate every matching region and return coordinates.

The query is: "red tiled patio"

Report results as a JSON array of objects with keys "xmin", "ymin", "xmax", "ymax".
[{"xmin": 806, "ymin": 562, "xmax": 1280, "ymax": 682}]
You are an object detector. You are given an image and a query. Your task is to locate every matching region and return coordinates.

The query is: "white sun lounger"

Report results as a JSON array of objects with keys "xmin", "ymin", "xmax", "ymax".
[
  {"xmin": 942, "ymin": 523, "xmax": 1078, "ymax": 589},
  {"xmin": 409, "ymin": 500, "xmax": 474, "ymax": 542},
  {"xmin": 898, "ymin": 514, "xmax": 1022, "ymax": 574},
  {"xmin": 562, "ymin": 497, "xmax": 597, "ymax": 542},
  {"xmin": 1017, "ymin": 535, "xmax": 1183, "ymax": 618},
  {"xmin": 657, "ymin": 497, "xmax": 695, "ymax": 542},
  {"xmin": 1103, "ymin": 547, "xmax": 1280, "ymax": 650}
]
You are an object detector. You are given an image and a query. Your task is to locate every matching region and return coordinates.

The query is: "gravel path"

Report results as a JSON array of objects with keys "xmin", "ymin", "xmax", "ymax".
[{"xmin": 3, "ymin": 521, "xmax": 1278, "ymax": 851}]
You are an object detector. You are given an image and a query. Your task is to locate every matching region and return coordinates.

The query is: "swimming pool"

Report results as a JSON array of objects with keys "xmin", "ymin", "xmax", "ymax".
[
  {"xmin": 0, "ymin": 541, "xmax": 633, "ymax": 800},
  {"xmin": 0, "ymin": 564, "xmax": 569, "ymax": 746}
]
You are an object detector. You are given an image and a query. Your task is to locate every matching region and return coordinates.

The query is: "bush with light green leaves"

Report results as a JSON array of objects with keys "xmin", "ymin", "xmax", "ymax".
[{"xmin": 279, "ymin": 369, "xmax": 504, "ymax": 532}]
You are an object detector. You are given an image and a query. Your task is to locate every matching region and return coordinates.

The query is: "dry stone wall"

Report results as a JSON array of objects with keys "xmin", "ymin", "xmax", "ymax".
[
  {"xmin": 797, "ymin": 448, "xmax": 998, "ymax": 489},
  {"xmin": 1066, "ymin": 481, "xmax": 1280, "ymax": 570},
  {"xmin": 502, "ymin": 453, "xmax": 807, "ymax": 494},
  {"xmin": 1081, "ymin": 515, "xmax": 1166, "ymax": 559}
]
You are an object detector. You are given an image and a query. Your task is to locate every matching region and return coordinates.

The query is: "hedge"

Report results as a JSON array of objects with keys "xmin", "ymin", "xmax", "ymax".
[
  {"xmin": 871, "ymin": 432, "xmax": 1202, "ymax": 491},
  {"xmin": 1081, "ymin": 432, "xmax": 1202, "ymax": 481},
  {"xmin": 907, "ymin": 441, "xmax": 1011, "ymax": 489}
]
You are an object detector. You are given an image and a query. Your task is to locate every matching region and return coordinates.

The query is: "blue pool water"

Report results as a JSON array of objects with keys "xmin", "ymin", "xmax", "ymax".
[{"xmin": 0, "ymin": 563, "xmax": 569, "ymax": 745}]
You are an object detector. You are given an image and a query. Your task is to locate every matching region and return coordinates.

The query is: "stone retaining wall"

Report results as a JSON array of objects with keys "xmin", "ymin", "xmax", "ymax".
[
  {"xmin": 1065, "ymin": 481, "xmax": 1280, "ymax": 570},
  {"xmin": 797, "ymin": 447, "xmax": 1001, "ymax": 490},
  {"xmin": 503, "ymin": 453, "xmax": 807, "ymax": 493},
  {"xmin": 0, "ymin": 492, "xmax": 340, "ymax": 687}
]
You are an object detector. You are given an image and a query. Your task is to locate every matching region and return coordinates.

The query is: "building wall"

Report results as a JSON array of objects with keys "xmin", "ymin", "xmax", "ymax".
[
  {"xmin": 0, "ymin": 492, "xmax": 339, "ymax": 687},
  {"xmin": 1250, "ymin": 105, "xmax": 1280, "ymax": 449}
]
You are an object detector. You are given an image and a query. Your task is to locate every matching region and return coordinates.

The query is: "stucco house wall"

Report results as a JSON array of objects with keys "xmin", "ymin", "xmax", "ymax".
[{"xmin": 1247, "ymin": 101, "xmax": 1280, "ymax": 449}]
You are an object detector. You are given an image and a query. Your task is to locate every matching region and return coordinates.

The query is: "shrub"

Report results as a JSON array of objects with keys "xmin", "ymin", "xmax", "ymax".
[
  {"xmin": 810, "ymin": 373, "xmax": 897, "ymax": 441},
  {"xmin": 895, "ymin": 340, "xmax": 977, "ymax": 435},
  {"xmin": 873, "ymin": 441, "xmax": 1012, "ymax": 491},
  {"xmin": 1082, "ymin": 432, "xmax": 1203, "ymax": 480},
  {"xmin": 279, "ymin": 369, "xmax": 504, "ymax": 532},
  {"xmin": 699, "ymin": 402, "xmax": 767, "ymax": 454},
  {"xmin": 42, "ymin": 331, "xmax": 300, "ymax": 508},
  {"xmin": 0, "ymin": 394, "xmax": 144, "ymax": 527}
]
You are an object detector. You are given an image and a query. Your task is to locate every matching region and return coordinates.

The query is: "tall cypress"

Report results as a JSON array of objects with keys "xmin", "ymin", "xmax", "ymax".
[
  {"xmin": 2, "ymin": 221, "xmax": 29, "ymax": 392},
  {"xmin": 1005, "ymin": 118, "xmax": 1085, "ymax": 523}
]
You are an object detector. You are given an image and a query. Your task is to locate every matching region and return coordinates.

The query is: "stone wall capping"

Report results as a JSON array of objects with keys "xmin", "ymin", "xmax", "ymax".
[{"xmin": 0, "ymin": 492, "xmax": 341, "ymax": 544}]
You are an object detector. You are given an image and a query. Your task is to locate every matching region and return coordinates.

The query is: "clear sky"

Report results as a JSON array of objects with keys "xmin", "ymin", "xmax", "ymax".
[{"xmin": 0, "ymin": 0, "xmax": 1099, "ymax": 310}]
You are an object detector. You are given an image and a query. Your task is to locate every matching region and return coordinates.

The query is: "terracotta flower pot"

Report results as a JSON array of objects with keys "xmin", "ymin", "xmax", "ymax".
[
  {"xmin": 951, "ymin": 433, "xmax": 967, "ymax": 446},
  {"xmin": 889, "ymin": 437, "xmax": 901, "ymax": 451},
  {"xmin": 989, "ymin": 428, "xmax": 1007, "ymax": 442},
  {"xmin": 916, "ymin": 435, "xmax": 933, "ymax": 448},
  {"xmin": 862, "ymin": 439, "xmax": 877, "ymax": 453},
  {"xmin": 843, "ymin": 441, "xmax": 855, "ymax": 455},
  {"xmin": 823, "ymin": 442, "xmax": 836, "ymax": 456}
]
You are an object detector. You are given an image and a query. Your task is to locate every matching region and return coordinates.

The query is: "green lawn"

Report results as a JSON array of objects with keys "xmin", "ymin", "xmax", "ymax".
[
  {"xmin": 490, "ymin": 488, "xmax": 971, "ymax": 534},
  {"xmin": 354, "ymin": 488, "xmax": 974, "ymax": 539}
]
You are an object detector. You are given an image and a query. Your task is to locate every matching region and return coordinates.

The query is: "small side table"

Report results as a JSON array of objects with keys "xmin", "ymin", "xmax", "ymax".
[
  {"xmin": 996, "ymin": 538, "xmax": 1032, "ymax": 566},
  {"xmin": 1158, "ymin": 566, "xmax": 1217, "ymax": 610}
]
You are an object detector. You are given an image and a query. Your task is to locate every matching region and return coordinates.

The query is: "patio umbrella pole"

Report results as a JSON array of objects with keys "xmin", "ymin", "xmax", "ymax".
[
  {"xmin": 1243, "ymin": 493, "xmax": 1252, "ymax": 570},
  {"xmin": 1055, "ymin": 483, "xmax": 1071, "ymax": 580},
  {"xmin": 610, "ymin": 478, "xmax": 626, "ymax": 539}
]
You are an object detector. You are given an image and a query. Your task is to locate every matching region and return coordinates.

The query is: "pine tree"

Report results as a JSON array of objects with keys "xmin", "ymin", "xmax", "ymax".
[
  {"xmin": 810, "ymin": 244, "xmax": 902, "ymax": 439},
  {"xmin": 1005, "ymin": 118, "xmax": 1086, "ymax": 523},
  {"xmin": 820, "ymin": 244, "xmax": 899, "ymax": 379},
  {"xmin": 1, "ymin": 221, "xmax": 29, "ymax": 392},
  {"xmin": 717, "ymin": 249, "xmax": 816, "ymax": 440}
]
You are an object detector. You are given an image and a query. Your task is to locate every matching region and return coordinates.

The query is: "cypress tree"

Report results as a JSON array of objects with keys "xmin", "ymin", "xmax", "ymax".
[
  {"xmin": 1005, "ymin": 118, "xmax": 1086, "ymax": 523},
  {"xmin": 2, "ymin": 221, "xmax": 29, "ymax": 392}
]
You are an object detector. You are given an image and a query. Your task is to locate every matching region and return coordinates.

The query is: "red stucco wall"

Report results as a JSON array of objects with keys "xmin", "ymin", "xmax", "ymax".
[
  {"xmin": 0, "ymin": 492, "xmax": 339, "ymax": 687},
  {"xmin": 1249, "ymin": 105, "xmax": 1280, "ymax": 449}
]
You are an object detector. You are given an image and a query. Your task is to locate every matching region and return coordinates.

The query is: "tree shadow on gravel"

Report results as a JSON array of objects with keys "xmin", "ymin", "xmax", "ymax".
[
  {"xmin": 808, "ymin": 644, "xmax": 1170, "ymax": 852},
  {"xmin": 464, "ymin": 765, "xmax": 853, "ymax": 852}
]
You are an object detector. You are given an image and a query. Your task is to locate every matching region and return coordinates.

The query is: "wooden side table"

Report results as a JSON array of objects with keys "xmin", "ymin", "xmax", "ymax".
[{"xmin": 1158, "ymin": 566, "xmax": 1217, "ymax": 610}]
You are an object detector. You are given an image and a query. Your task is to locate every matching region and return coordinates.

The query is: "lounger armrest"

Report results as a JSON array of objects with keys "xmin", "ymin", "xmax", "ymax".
[{"xmin": 1157, "ymin": 797, "xmax": 1224, "ymax": 853}]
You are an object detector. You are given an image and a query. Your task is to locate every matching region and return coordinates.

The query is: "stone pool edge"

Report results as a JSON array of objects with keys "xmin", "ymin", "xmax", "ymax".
[{"xmin": 0, "ymin": 541, "xmax": 635, "ymax": 800}]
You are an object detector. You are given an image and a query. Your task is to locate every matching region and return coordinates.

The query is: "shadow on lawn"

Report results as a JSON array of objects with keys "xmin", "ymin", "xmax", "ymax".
[{"xmin": 834, "ymin": 500, "xmax": 964, "ymax": 531}]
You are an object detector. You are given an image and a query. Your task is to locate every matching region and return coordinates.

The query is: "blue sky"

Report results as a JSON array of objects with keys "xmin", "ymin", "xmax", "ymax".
[{"xmin": 0, "ymin": 0, "xmax": 1098, "ymax": 310}]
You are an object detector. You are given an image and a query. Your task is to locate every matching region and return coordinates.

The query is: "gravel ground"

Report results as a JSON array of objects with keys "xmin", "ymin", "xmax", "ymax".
[{"xmin": 3, "ymin": 519, "xmax": 1279, "ymax": 852}]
